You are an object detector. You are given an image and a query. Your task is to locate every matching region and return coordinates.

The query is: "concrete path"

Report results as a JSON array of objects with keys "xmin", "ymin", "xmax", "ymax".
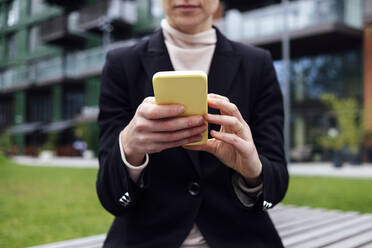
[
  {"xmin": 13, "ymin": 156, "xmax": 372, "ymax": 178},
  {"xmin": 29, "ymin": 204, "xmax": 372, "ymax": 248},
  {"xmin": 288, "ymin": 163, "xmax": 372, "ymax": 178},
  {"xmin": 12, "ymin": 156, "xmax": 98, "ymax": 168}
]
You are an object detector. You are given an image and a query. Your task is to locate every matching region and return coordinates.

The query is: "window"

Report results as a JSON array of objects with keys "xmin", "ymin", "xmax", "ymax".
[
  {"xmin": 6, "ymin": 33, "xmax": 17, "ymax": 59},
  {"xmin": 0, "ymin": 4, "xmax": 3, "ymax": 28},
  {"xmin": 30, "ymin": 0, "xmax": 44, "ymax": 16},
  {"xmin": 63, "ymin": 89, "xmax": 84, "ymax": 119},
  {"xmin": 7, "ymin": 0, "xmax": 20, "ymax": 26},
  {"xmin": 27, "ymin": 91, "xmax": 52, "ymax": 123},
  {"xmin": 0, "ymin": 100, "xmax": 13, "ymax": 128},
  {"xmin": 29, "ymin": 26, "xmax": 41, "ymax": 53},
  {"xmin": 273, "ymin": 49, "xmax": 362, "ymax": 162}
]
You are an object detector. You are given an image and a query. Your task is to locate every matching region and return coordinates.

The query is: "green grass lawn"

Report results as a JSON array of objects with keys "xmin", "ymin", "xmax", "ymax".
[
  {"xmin": 1, "ymin": 155, "xmax": 372, "ymax": 247},
  {"xmin": 0, "ymin": 156, "xmax": 113, "ymax": 248},
  {"xmin": 283, "ymin": 176, "xmax": 372, "ymax": 213}
]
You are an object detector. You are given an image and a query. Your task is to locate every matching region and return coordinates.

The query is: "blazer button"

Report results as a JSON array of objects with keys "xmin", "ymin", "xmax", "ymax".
[{"xmin": 188, "ymin": 182, "xmax": 200, "ymax": 196}]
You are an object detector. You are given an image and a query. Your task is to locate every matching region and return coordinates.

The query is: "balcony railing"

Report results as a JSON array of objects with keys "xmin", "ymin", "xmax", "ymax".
[
  {"xmin": 78, "ymin": 0, "xmax": 137, "ymax": 32},
  {"xmin": 44, "ymin": 0, "xmax": 85, "ymax": 11},
  {"xmin": 66, "ymin": 47, "xmax": 105, "ymax": 78},
  {"xmin": 66, "ymin": 39, "xmax": 136, "ymax": 78},
  {"xmin": 223, "ymin": 0, "xmax": 363, "ymax": 42},
  {"xmin": 39, "ymin": 13, "xmax": 86, "ymax": 49},
  {"xmin": 0, "ymin": 66, "xmax": 30, "ymax": 91},
  {"xmin": 34, "ymin": 57, "xmax": 64, "ymax": 84},
  {"xmin": 0, "ymin": 39, "xmax": 138, "ymax": 92}
]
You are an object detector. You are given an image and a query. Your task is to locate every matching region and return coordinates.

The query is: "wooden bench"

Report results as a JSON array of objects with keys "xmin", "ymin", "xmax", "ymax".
[{"xmin": 29, "ymin": 205, "xmax": 372, "ymax": 248}]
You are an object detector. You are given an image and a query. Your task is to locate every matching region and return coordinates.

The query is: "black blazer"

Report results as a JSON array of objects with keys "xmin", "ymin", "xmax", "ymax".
[{"xmin": 97, "ymin": 27, "xmax": 288, "ymax": 248}]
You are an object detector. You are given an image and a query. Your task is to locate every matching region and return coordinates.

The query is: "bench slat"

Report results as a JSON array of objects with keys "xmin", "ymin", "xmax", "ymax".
[
  {"xmin": 358, "ymin": 242, "xmax": 372, "ymax": 248},
  {"xmin": 27, "ymin": 205, "xmax": 372, "ymax": 248},
  {"xmin": 28, "ymin": 235, "xmax": 106, "ymax": 248},
  {"xmin": 280, "ymin": 212, "xmax": 357, "ymax": 237},
  {"xmin": 294, "ymin": 219, "xmax": 372, "ymax": 248},
  {"xmin": 284, "ymin": 215, "xmax": 372, "ymax": 247},
  {"xmin": 324, "ymin": 229, "xmax": 372, "ymax": 248}
]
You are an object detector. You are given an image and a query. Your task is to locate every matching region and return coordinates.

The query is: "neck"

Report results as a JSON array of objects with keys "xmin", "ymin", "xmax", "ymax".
[{"xmin": 165, "ymin": 17, "xmax": 213, "ymax": 34}]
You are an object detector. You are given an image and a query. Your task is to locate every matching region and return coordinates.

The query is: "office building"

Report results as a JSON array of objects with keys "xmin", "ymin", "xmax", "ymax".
[{"xmin": 0, "ymin": 0, "xmax": 371, "ymax": 162}]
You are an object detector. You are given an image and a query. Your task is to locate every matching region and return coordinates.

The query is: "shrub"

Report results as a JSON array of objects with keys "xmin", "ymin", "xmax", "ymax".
[{"xmin": 318, "ymin": 94, "xmax": 364, "ymax": 155}]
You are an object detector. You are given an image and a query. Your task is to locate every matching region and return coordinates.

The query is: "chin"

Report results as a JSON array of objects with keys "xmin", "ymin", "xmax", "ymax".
[{"xmin": 173, "ymin": 16, "xmax": 206, "ymax": 30}]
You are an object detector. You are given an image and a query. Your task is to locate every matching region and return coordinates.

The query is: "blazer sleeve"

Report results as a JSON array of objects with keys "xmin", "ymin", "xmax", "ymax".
[
  {"xmin": 250, "ymin": 50, "xmax": 289, "ymax": 211},
  {"xmin": 96, "ymin": 50, "xmax": 147, "ymax": 216}
]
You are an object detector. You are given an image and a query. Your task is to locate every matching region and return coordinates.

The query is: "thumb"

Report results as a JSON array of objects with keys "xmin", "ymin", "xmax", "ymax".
[{"xmin": 183, "ymin": 139, "xmax": 218, "ymax": 155}]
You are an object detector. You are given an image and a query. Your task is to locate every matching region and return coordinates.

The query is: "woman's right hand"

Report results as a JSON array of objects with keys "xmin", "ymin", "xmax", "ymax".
[{"xmin": 120, "ymin": 97, "xmax": 206, "ymax": 166}]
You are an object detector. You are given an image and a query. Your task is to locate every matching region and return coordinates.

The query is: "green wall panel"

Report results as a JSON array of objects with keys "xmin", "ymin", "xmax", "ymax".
[
  {"xmin": 0, "ymin": 3, "xmax": 5, "ymax": 29},
  {"xmin": 20, "ymin": 0, "xmax": 28, "ymax": 18},
  {"xmin": 14, "ymin": 90, "xmax": 25, "ymax": 154},
  {"xmin": 0, "ymin": 37, "xmax": 5, "ymax": 63},
  {"xmin": 85, "ymin": 77, "xmax": 100, "ymax": 107},
  {"xmin": 52, "ymin": 84, "xmax": 62, "ymax": 122},
  {"xmin": 14, "ymin": 90, "xmax": 25, "ymax": 125},
  {"xmin": 15, "ymin": 29, "xmax": 28, "ymax": 61}
]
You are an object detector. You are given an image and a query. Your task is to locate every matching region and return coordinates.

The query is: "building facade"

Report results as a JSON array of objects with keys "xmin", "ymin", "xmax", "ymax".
[{"xmin": 0, "ymin": 0, "xmax": 371, "ymax": 162}]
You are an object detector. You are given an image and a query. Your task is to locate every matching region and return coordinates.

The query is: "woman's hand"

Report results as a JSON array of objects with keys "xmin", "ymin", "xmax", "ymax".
[
  {"xmin": 121, "ymin": 97, "xmax": 206, "ymax": 166},
  {"xmin": 184, "ymin": 94, "xmax": 262, "ymax": 185}
]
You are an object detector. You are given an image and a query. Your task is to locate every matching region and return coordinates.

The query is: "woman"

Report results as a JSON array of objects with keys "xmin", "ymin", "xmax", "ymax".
[{"xmin": 97, "ymin": 0, "xmax": 288, "ymax": 247}]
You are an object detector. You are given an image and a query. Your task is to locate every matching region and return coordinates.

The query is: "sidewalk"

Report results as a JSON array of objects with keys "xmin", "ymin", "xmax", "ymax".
[
  {"xmin": 12, "ymin": 156, "xmax": 98, "ymax": 168},
  {"xmin": 12, "ymin": 156, "xmax": 372, "ymax": 178},
  {"xmin": 289, "ymin": 162, "xmax": 372, "ymax": 178}
]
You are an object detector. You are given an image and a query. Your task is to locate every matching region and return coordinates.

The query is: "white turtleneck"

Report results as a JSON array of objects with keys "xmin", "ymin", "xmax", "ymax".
[{"xmin": 161, "ymin": 19, "xmax": 217, "ymax": 75}]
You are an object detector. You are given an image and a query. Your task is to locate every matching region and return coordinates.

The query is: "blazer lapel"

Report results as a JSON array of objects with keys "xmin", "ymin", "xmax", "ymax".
[
  {"xmin": 208, "ymin": 28, "xmax": 241, "ymax": 103},
  {"xmin": 140, "ymin": 30, "xmax": 174, "ymax": 97},
  {"xmin": 139, "ymin": 29, "xmax": 202, "ymax": 177}
]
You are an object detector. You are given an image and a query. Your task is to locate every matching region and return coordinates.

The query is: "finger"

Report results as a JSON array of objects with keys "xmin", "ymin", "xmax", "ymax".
[
  {"xmin": 204, "ymin": 114, "xmax": 244, "ymax": 136},
  {"xmin": 207, "ymin": 98, "xmax": 244, "ymax": 122},
  {"xmin": 139, "ymin": 102, "xmax": 185, "ymax": 119},
  {"xmin": 143, "ymin": 96, "xmax": 155, "ymax": 103},
  {"xmin": 183, "ymin": 138, "xmax": 218, "ymax": 154},
  {"xmin": 150, "ymin": 124, "xmax": 206, "ymax": 142},
  {"xmin": 208, "ymin": 93, "xmax": 229, "ymax": 102},
  {"xmin": 154, "ymin": 134, "xmax": 203, "ymax": 152},
  {"xmin": 210, "ymin": 130, "xmax": 247, "ymax": 155},
  {"xmin": 151, "ymin": 115, "xmax": 205, "ymax": 132}
]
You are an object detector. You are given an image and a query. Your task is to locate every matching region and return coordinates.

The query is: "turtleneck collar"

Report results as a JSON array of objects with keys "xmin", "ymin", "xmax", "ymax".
[{"xmin": 161, "ymin": 19, "xmax": 217, "ymax": 48}]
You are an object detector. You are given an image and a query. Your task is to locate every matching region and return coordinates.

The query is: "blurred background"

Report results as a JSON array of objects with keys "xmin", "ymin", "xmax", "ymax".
[{"xmin": 0, "ymin": 0, "xmax": 372, "ymax": 247}]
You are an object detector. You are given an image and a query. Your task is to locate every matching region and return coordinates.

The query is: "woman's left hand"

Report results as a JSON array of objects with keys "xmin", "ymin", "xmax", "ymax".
[{"xmin": 184, "ymin": 93, "xmax": 262, "ymax": 185}]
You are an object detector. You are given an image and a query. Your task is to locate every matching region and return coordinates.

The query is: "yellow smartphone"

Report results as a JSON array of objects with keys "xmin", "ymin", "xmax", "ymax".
[{"xmin": 152, "ymin": 70, "xmax": 208, "ymax": 145}]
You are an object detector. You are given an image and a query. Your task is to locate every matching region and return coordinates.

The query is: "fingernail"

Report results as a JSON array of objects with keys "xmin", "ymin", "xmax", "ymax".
[{"xmin": 178, "ymin": 106, "xmax": 185, "ymax": 112}]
